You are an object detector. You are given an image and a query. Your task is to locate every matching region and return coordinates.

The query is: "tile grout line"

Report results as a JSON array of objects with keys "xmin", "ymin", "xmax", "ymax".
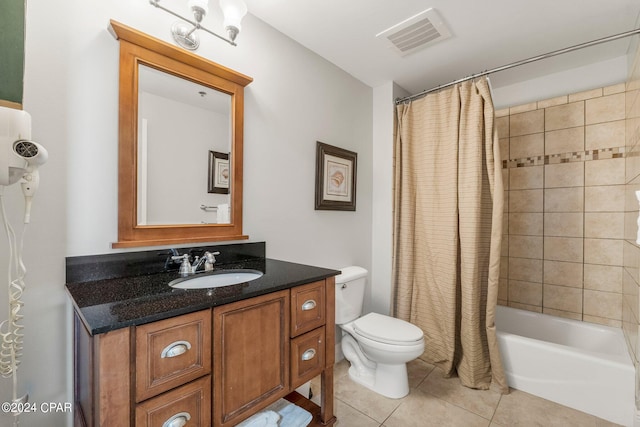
[
  {"xmin": 419, "ymin": 368, "xmax": 503, "ymax": 424},
  {"xmin": 488, "ymin": 391, "xmax": 505, "ymax": 426},
  {"xmin": 335, "ymin": 396, "xmax": 383, "ymax": 426}
]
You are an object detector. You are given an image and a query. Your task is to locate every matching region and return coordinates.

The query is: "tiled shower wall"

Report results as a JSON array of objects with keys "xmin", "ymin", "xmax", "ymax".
[
  {"xmin": 624, "ymin": 41, "xmax": 640, "ymax": 373},
  {"xmin": 496, "ymin": 84, "xmax": 627, "ymax": 326}
]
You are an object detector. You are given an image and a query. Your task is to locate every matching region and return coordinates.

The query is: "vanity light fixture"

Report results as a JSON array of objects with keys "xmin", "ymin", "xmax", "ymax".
[{"xmin": 149, "ymin": 0, "xmax": 247, "ymax": 50}]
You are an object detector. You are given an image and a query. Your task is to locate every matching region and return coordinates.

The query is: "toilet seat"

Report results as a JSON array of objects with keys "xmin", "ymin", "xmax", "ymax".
[{"xmin": 353, "ymin": 313, "xmax": 423, "ymax": 346}]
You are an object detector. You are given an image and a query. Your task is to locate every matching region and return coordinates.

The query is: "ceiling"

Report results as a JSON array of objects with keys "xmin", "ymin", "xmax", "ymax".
[{"xmin": 244, "ymin": 0, "xmax": 640, "ymax": 95}]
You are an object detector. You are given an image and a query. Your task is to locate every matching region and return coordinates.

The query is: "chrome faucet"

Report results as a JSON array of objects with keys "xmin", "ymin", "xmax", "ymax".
[
  {"xmin": 191, "ymin": 251, "xmax": 220, "ymax": 273},
  {"xmin": 171, "ymin": 254, "xmax": 192, "ymax": 276},
  {"xmin": 171, "ymin": 251, "xmax": 220, "ymax": 276}
]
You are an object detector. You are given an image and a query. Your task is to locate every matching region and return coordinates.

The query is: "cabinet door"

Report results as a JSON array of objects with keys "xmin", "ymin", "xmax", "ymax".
[{"xmin": 213, "ymin": 290, "xmax": 290, "ymax": 427}]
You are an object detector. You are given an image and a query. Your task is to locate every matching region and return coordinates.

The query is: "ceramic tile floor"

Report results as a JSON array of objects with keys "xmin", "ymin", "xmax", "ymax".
[{"xmin": 310, "ymin": 359, "xmax": 622, "ymax": 427}]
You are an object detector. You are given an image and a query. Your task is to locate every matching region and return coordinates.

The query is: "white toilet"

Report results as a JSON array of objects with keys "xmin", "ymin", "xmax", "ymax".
[{"xmin": 335, "ymin": 266, "xmax": 425, "ymax": 399}]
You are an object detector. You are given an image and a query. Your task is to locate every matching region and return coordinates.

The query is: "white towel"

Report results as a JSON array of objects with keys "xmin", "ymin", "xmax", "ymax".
[
  {"xmin": 266, "ymin": 399, "xmax": 313, "ymax": 427},
  {"xmin": 217, "ymin": 203, "xmax": 230, "ymax": 223},
  {"xmin": 236, "ymin": 410, "xmax": 280, "ymax": 427}
]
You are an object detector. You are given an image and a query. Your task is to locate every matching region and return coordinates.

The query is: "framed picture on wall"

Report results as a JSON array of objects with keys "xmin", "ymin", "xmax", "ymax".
[
  {"xmin": 315, "ymin": 141, "xmax": 357, "ymax": 211},
  {"xmin": 208, "ymin": 150, "xmax": 230, "ymax": 194}
]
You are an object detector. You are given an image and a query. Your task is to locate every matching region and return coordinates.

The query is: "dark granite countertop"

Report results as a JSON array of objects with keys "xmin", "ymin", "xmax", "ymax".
[{"xmin": 66, "ymin": 257, "xmax": 340, "ymax": 335}]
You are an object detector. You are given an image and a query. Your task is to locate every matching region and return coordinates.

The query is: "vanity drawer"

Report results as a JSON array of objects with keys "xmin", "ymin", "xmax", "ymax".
[
  {"xmin": 135, "ymin": 375, "xmax": 211, "ymax": 427},
  {"xmin": 291, "ymin": 280, "xmax": 326, "ymax": 337},
  {"xmin": 135, "ymin": 309, "xmax": 211, "ymax": 402},
  {"xmin": 290, "ymin": 326, "xmax": 325, "ymax": 389}
]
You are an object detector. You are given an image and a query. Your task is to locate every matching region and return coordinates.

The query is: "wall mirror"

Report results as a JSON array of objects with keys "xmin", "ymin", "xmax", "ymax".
[{"xmin": 109, "ymin": 20, "xmax": 252, "ymax": 248}]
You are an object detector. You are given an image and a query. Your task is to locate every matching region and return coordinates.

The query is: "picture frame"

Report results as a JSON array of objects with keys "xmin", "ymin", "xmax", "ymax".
[
  {"xmin": 208, "ymin": 151, "xmax": 230, "ymax": 194},
  {"xmin": 315, "ymin": 141, "xmax": 357, "ymax": 211}
]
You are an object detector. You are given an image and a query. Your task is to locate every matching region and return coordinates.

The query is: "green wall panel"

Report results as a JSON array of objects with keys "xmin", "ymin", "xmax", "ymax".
[{"xmin": 0, "ymin": 0, "xmax": 25, "ymax": 106}]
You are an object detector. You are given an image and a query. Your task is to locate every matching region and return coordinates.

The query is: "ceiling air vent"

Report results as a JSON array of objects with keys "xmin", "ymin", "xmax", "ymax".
[{"xmin": 376, "ymin": 8, "xmax": 451, "ymax": 57}]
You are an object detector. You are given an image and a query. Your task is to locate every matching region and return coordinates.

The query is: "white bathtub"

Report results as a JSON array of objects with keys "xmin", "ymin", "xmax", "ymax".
[{"xmin": 496, "ymin": 305, "xmax": 635, "ymax": 426}]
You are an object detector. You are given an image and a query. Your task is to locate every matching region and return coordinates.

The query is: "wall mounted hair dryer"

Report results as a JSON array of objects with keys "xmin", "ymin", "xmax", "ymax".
[
  {"xmin": 0, "ymin": 107, "xmax": 48, "ymax": 223},
  {"xmin": 13, "ymin": 140, "xmax": 48, "ymax": 223}
]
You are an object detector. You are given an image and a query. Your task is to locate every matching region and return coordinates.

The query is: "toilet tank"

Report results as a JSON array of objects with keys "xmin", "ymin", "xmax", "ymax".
[{"xmin": 335, "ymin": 266, "xmax": 368, "ymax": 325}]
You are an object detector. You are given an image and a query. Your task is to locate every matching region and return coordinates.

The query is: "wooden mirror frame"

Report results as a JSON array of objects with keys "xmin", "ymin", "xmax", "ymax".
[{"xmin": 109, "ymin": 20, "xmax": 252, "ymax": 248}]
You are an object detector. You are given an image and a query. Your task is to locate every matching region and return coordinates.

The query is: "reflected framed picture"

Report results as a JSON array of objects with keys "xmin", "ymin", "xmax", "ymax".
[
  {"xmin": 208, "ymin": 150, "xmax": 230, "ymax": 194},
  {"xmin": 315, "ymin": 141, "xmax": 357, "ymax": 211}
]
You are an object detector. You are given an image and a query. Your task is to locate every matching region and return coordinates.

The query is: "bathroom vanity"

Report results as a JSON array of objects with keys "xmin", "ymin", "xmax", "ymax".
[
  {"xmin": 66, "ymin": 243, "xmax": 339, "ymax": 427},
  {"xmin": 81, "ymin": 22, "xmax": 340, "ymax": 426}
]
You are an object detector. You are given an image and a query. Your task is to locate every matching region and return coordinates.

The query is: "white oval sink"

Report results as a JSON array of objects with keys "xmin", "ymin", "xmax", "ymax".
[{"xmin": 169, "ymin": 270, "xmax": 263, "ymax": 289}]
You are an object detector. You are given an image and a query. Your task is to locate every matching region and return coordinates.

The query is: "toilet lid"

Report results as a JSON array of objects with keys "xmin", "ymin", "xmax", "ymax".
[{"xmin": 353, "ymin": 313, "xmax": 423, "ymax": 345}]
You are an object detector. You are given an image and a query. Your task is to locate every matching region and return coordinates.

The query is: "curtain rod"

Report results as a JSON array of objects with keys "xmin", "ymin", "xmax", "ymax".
[{"xmin": 395, "ymin": 27, "xmax": 640, "ymax": 105}]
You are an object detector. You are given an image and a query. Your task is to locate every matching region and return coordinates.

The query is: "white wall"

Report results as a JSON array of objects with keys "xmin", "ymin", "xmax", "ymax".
[
  {"xmin": 0, "ymin": 1, "xmax": 73, "ymax": 426},
  {"xmin": 0, "ymin": 1, "xmax": 372, "ymax": 425},
  {"xmin": 492, "ymin": 55, "xmax": 629, "ymax": 109},
  {"xmin": 240, "ymin": 18, "xmax": 373, "ymax": 270},
  {"xmin": 370, "ymin": 82, "xmax": 409, "ymax": 316}
]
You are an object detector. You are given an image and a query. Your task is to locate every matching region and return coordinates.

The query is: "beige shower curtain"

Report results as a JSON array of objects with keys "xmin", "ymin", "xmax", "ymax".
[{"xmin": 393, "ymin": 77, "xmax": 508, "ymax": 393}]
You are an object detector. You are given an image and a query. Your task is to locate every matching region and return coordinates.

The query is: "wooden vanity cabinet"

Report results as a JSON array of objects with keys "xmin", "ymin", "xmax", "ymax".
[{"xmin": 73, "ymin": 277, "xmax": 336, "ymax": 427}]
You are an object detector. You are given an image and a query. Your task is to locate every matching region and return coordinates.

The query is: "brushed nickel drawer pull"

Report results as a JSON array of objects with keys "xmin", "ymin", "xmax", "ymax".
[
  {"xmin": 162, "ymin": 411, "xmax": 191, "ymax": 427},
  {"xmin": 301, "ymin": 300, "xmax": 317, "ymax": 311},
  {"xmin": 301, "ymin": 348, "xmax": 316, "ymax": 361},
  {"xmin": 161, "ymin": 340, "xmax": 192, "ymax": 358}
]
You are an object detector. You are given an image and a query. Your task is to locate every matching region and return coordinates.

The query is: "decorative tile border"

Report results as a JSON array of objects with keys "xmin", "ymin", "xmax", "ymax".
[{"xmin": 502, "ymin": 146, "xmax": 626, "ymax": 169}]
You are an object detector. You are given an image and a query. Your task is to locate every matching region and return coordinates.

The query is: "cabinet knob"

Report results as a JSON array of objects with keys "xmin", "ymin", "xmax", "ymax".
[
  {"xmin": 301, "ymin": 299, "xmax": 316, "ymax": 311},
  {"xmin": 161, "ymin": 340, "xmax": 192, "ymax": 358},
  {"xmin": 301, "ymin": 348, "xmax": 316, "ymax": 361},
  {"xmin": 162, "ymin": 411, "xmax": 191, "ymax": 427}
]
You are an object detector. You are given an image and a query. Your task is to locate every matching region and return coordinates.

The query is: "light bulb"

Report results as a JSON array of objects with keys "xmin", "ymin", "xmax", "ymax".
[{"xmin": 219, "ymin": 0, "xmax": 247, "ymax": 41}]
